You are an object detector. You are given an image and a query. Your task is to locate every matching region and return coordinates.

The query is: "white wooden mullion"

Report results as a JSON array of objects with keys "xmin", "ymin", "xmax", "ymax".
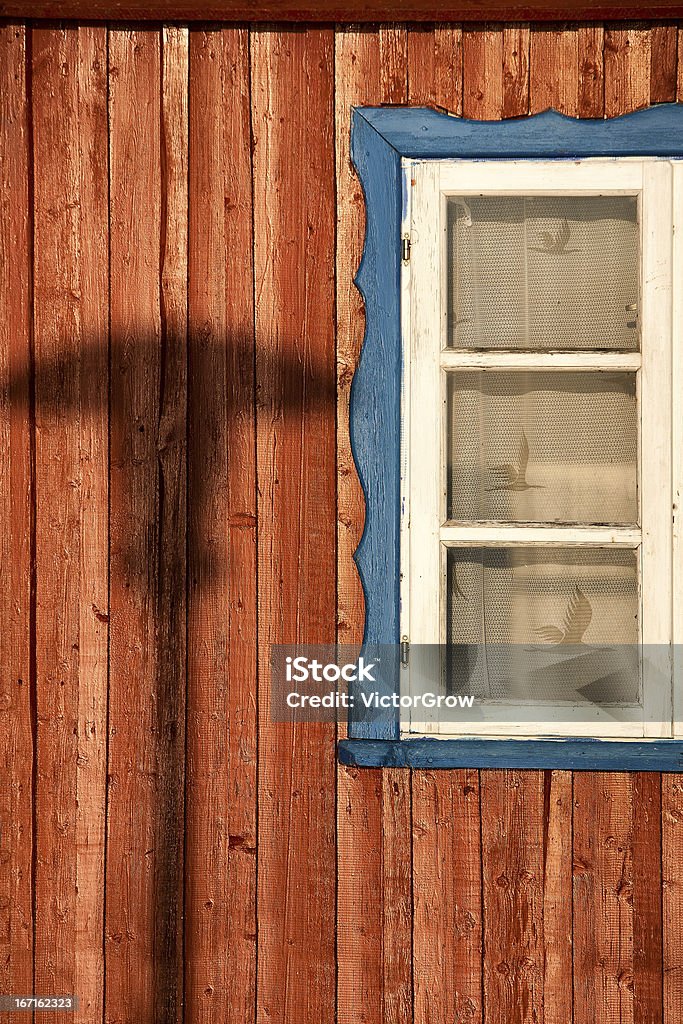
[
  {"xmin": 407, "ymin": 161, "xmax": 443, "ymax": 733},
  {"xmin": 399, "ymin": 159, "xmax": 412, "ymax": 657},
  {"xmin": 673, "ymin": 163, "xmax": 683, "ymax": 738},
  {"xmin": 440, "ymin": 351, "xmax": 642, "ymax": 371},
  {"xmin": 641, "ymin": 162, "xmax": 674, "ymax": 737},
  {"xmin": 438, "ymin": 159, "xmax": 644, "ymax": 194},
  {"xmin": 440, "ymin": 525, "xmax": 641, "ymax": 547},
  {"xmin": 414, "ymin": 714, "xmax": 645, "ymax": 738}
]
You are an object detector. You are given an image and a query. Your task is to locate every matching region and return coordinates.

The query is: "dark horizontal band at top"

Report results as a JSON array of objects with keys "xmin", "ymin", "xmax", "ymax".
[{"xmin": 1, "ymin": 0, "xmax": 682, "ymax": 22}]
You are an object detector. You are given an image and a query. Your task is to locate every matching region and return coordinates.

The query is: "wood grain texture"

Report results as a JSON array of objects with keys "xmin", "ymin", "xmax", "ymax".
[
  {"xmin": 502, "ymin": 25, "xmax": 530, "ymax": 116},
  {"xmin": 578, "ymin": 25, "xmax": 605, "ymax": 116},
  {"xmin": 605, "ymin": 24, "xmax": 651, "ymax": 116},
  {"xmin": 31, "ymin": 24, "xmax": 109, "ymax": 1024},
  {"xmin": 251, "ymin": 27, "xmax": 337, "ymax": 1024},
  {"xmin": 632, "ymin": 773, "xmax": 663, "ymax": 1024},
  {"xmin": 662, "ymin": 775, "xmax": 683, "ymax": 1024},
  {"xmin": 407, "ymin": 24, "xmax": 463, "ymax": 110},
  {"xmin": 106, "ymin": 27, "xmax": 187, "ymax": 1023},
  {"xmin": 71, "ymin": 26, "xmax": 110, "ymax": 1024},
  {"xmin": 481, "ymin": 771, "xmax": 545, "ymax": 1024},
  {"xmin": 335, "ymin": 27, "xmax": 412, "ymax": 1024},
  {"xmin": 649, "ymin": 24, "xmax": 677, "ymax": 100},
  {"xmin": 156, "ymin": 27, "xmax": 188, "ymax": 1023},
  {"xmin": 3, "ymin": 0, "xmax": 683, "ymax": 21},
  {"xmin": 530, "ymin": 25, "xmax": 580, "ymax": 114},
  {"xmin": 463, "ymin": 26, "xmax": 504, "ymax": 118},
  {"xmin": 530, "ymin": 24, "xmax": 605, "ymax": 116},
  {"xmin": 573, "ymin": 774, "xmax": 635, "ymax": 1024},
  {"xmin": 542, "ymin": 771, "xmax": 573, "ymax": 1024},
  {"xmin": 412, "ymin": 770, "xmax": 483, "ymax": 1024},
  {"xmin": 337, "ymin": 767, "xmax": 412, "ymax": 1024},
  {"xmin": 0, "ymin": 23, "xmax": 33, "ymax": 1023},
  {"xmin": 338, "ymin": 767, "xmax": 382, "ymax": 1024},
  {"xmin": 186, "ymin": 26, "xmax": 257, "ymax": 1024}
]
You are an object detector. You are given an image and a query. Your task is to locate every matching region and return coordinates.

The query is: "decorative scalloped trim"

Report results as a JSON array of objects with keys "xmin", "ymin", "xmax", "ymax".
[{"xmin": 350, "ymin": 112, "xmax": 402, "ymax": 657}]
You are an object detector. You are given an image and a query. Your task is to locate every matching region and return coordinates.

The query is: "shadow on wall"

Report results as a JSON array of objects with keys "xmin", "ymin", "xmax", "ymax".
[
  {"xmin": 5, "ymin": 326, "xmax": 337, "ymax": 1018},
  {"xmin": 8, "ymin": 329, "xmax": 337, "ymax": 585}
]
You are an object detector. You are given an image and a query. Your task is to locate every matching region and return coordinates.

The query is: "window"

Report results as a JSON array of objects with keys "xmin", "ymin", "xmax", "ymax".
[
  {"xmin": 339, "ymin": 105, "xmax": 683, "ymax": 769},
  {"xmin": 404, "ymin": 159, "xmax": 677, "ymax": 740}
]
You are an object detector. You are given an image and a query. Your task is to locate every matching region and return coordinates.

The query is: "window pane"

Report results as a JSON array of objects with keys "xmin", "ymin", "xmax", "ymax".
[
  {"xmin": 446, "ymin": 547, "xmax": 640, "ymax": 703},
  {"xmin": 447, "ymin": 371, "xmax": 637, "ymax": 524},
  {"xmin": 446, "ymin": 195, "xmax": 639, "ymax": 350}
]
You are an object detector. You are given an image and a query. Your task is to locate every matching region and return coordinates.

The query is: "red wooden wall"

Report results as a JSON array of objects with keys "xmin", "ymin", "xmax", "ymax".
[{"xmin": 1, "ymin": 18, "xmax": 683, "ymax": 1024}]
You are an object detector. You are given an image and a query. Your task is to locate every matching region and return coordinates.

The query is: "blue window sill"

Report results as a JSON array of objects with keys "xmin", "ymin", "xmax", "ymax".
[{"xmin": 338, "ymin": 737, "xmax": 683, "ymax": 771}]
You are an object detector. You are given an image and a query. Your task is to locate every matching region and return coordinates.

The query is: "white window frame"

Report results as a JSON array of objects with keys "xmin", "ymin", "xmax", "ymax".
[{"xmin": 400, "ymin": 157, "xmax": 683, "ymax": 740}]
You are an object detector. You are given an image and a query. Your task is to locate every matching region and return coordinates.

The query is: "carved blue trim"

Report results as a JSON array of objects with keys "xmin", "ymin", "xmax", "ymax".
[
  {"xmin": 347, "ymin": 102, "xmax": 683, "ymax": 752},
  {"xmin": 338, "ymin": 737, "xmax": 683, "ymax": 772},
  {"xmin": 350, "ymin": 114, "xmax": 403, "ymax": 650},
  {"xmin": 356, "ymin": 103, "xmax": 683, "ymax": 160}
]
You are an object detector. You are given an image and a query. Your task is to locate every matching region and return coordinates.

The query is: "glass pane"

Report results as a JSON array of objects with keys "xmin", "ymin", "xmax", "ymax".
[
  {"xmin": 446, "ymin": 195, "xmax": 639, "ymax": 350},
  {"xmin": 447, "ymin": 371, "xmax": 638, "ymax": 524},
  {"xmin": 446, "ymin": 547, "xmax": 640, "ymax": 703}
]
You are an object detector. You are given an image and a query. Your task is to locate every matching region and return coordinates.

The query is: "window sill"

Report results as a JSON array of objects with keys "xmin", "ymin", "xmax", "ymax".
[{"xmin": 338, "ymin": 737, "xmax": 683, "ymax": 771}]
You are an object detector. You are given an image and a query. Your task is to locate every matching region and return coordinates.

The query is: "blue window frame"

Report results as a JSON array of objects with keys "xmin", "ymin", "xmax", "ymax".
[{"xmin": 338, "ymin": 103, "xmax": 683, "ymax": 771}]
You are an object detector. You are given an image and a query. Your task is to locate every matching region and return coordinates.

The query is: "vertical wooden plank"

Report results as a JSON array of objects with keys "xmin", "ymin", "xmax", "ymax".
[
  {"xmin": 530, "ymin": 24, "xmax": 604, "ymax": 117},
  {"xmin": 378, "ymin": 25, "xmax": 409, "ymax": 103},
  {"xmin": 578, "ymin": 25, "xmax": 605, "ymax": 117},
  {"xmin": 502, "ymin": 25, "xmax": 530, "ymax": 117},
  {"xmin": 156, "ymin": 26, "xmax": 188, "ymax": 1023},
  {"xmin": 481, "ymin": 771, "xmax": 545, "ymax": 1024},
  {"xmin": 73, "ymin": 26, "xmax": 109, "ymax": 1024},
  {"xmin": 106, "ymin": 27, "xmax": 187, "ymax": 1024},
  {"xmin": 338, "ymin": 769, "xmax": 383, "ymax": 1024},
  {"xmin": 573, "ymin": 774, "xmax": 635, "ymax": 1024},
  {"xmin": 678, "ymin": 27, "xmax": 683, "ymax": 99},
  {"xmin": 107, "ymin": 31, "xmax": 160, "ymax": 1020},
  {"xmin": 407, "ymin": 25, "xmax": 462, "ymax": 112},
  {"xmin": 31, "ymin": 24, "xmax": 108, "ymax": 1024},
  {"xmin": 0, "ymin": 23, "xmax": 34, "ymax": 1021},
  {"xmin": 381, "ymin": 771, "xmax": 413, "ymax": 1024},
  {"xmin": 663, "ymin": 775, "xmax": 683, "ymax": 1024},
  {"xmin": 604, "ymin": 25, "xmax": 651, "ymax": 117},
  {"xmin": 462, "ymin": 26, "xmax": 503, "ymax": 119},
  {"xmin": 650, "ymin": 25, "xmax": 677, "ymax": 102},
  {"xmin": 542, "ymin": 771, "xmax": 574, "ymax": 1024},
  {"xmin": 412, "ymin": 771, "xmax": 483, "ymax": 1024},
  {"xmin": 632, "ymin": 773, "xmax": 663, "ymax": 1024},
  {"xmin": 335, "ymin": 26, "xmax": 412, "ymax": 1024},
  {"xmin": 530, "ymin": 25, "xmax": 579, "ymax": 115},
  {"xmin": 339, "ymin": 769, "xmax": 412, "ymax": 1024},
  {"xmin": 186, "ymin": 26, "xmax": 257, "ymax": 1024},
  {"xmin": 251, "ymin": 27, "xmax": 337, "ymax": 1024}
]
